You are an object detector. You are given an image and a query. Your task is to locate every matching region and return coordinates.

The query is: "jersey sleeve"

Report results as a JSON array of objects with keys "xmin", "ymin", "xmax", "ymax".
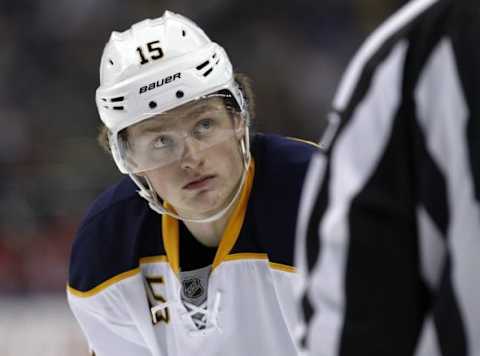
[
  {"xmin": 66, "ymin": 177, "xmax": 167, "ymax": 355},
  {"xmin": 68, "ymin": 287, "xmax": 155, "ymax": 356}
]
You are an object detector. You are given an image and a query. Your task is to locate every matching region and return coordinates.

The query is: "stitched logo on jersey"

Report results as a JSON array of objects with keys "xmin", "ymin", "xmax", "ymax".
[
  {"xmin": 145, "ymin": 276, "xmax": 170, "ymax": 325},
  {"xmin": 183, "ymin": 278, "xmax": 204, "ymax": 299}
]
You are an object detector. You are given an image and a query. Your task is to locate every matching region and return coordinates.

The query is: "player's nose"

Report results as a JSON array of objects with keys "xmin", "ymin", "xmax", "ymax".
[{"xmin": 179, "ymin": 137, "xmax": 205, "ymax": 170}]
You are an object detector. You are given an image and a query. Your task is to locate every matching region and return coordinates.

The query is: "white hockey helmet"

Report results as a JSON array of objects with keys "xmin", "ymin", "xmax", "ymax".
[{"xmin": 96, "ymin": 10, "xmax": 247, "ymax": 174}]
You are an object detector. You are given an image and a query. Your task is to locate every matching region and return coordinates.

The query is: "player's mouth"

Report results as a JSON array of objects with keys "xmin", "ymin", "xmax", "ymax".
[{"xmin": 182, "ymin": 175, "xmax": 216, "ymax": 190}]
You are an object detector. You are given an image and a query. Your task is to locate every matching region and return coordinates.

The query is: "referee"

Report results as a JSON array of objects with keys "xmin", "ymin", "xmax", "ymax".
[{"xmin": 296, "ymin": 0, "xmax": 480, "ymax": 355}]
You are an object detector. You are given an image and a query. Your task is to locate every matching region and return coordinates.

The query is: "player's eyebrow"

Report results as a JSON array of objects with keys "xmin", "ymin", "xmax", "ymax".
[{"xmin": 133, "ymin": 101, "xmax": 223, "ymax": 134}]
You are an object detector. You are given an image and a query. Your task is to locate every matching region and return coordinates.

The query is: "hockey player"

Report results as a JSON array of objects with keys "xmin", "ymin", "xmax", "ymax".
[
  {"xmin": 296, "ymin": 0, "xmax": 480, "ymax": 355},
  {"xmin": 67, "ymin": 11, "xmax": 316, "ymax": 356}
]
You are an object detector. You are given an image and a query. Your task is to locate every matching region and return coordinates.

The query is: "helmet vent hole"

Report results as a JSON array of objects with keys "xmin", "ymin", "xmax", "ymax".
[
  {"xmin": 176, "ymin": 90, "xmax": 184, "ymax": 98},
  {"xmin": 196, "ymin": 61, "xmax": 209, "ymax": 70},
  {"xmin": 203, "ymin": 68, "xmax": 213, "ymax": 77},
  {"xmin": 108, "ymin": 59, "xmax": 114, "ymax": 66},
  {"xmin": 112, "ymin": 106, "xmax": 124, "ymax": 110},
  {"xmin": 149, "ymin": 101, "xmax": 157, "ymax": 109},
  {"xmin": 182, "ymin": 30, "xmax": 186, "ymax": 37},
  {"xmin": 110, "ymin": 96, "xmax": 124, "ymax": 102},
  {"xmin": 212, "ymin": 53, "xmax": 217, "ymax": 59}
]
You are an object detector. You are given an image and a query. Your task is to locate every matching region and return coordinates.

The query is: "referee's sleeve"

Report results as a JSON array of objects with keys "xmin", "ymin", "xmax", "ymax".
[
  {"xmin": 300, "ymin": 40, "xmax": 428, "ymax": 356},
  {"xmin": 296, "ymin": 0, "xmax": 480, "ymax": 355}
]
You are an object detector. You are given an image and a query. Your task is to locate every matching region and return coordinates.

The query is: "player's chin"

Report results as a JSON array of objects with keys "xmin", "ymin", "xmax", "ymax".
[{"xmin": 190, "ymin": 191, "xmax": 228, "ymax": 215}]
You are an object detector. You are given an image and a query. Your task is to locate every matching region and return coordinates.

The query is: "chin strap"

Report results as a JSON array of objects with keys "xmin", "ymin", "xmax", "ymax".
[{"xmin": 131, "ymin": 123, "xmax": 251, "ymax": 223}]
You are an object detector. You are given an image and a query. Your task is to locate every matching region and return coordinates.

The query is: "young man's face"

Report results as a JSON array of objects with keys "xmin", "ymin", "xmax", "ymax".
[{"xmin": 127, "ymin": 98, "xmax": 245, "ymax": 219}]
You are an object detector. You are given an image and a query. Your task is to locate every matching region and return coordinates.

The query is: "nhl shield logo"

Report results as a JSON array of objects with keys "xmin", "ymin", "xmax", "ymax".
[{"xmin": 182, "ymin": 278, "xmax": 204, "ymax": 299}]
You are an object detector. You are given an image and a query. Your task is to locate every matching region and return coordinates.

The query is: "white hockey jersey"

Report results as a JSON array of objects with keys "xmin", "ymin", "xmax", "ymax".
[{"xmin": 67, "ymin": 134, "xmax": 316, "ymax": 356}]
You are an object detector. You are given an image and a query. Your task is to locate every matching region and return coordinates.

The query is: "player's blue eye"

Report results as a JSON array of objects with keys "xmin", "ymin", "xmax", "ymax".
[
  {"xmin": 152, "ymin": 135, "xmax": 174, "ymax": 149},
  {"xmin": 193, "ymin": 118, "xmax": 215, "ymax": 136}
]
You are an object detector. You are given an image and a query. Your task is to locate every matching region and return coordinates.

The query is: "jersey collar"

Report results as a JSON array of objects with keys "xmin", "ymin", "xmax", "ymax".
[{"xmin": 162, "ymin": 160, "xmax": 255, "ymax": 273}]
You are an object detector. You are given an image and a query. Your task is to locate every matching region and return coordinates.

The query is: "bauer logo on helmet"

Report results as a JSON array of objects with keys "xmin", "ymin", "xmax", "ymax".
[{"xmin": 139, "ymin": 72, "xmax": 182, "ymax": 94}]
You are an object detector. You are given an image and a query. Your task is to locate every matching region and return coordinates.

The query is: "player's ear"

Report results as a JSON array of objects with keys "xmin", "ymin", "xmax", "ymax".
[{"xmin": 234, "ymin": 114, "xmax": 246, "ymax": 140}]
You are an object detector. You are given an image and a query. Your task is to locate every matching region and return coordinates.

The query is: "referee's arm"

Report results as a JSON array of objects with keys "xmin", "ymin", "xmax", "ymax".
[{"xmin": 297, "ymin": 0, "xmax": 480, "ymax": 355}]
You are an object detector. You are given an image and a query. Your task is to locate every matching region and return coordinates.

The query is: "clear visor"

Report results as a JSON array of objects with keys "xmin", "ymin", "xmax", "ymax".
[{"xmin": 118, "ymin": 107, "xmax": 242, "ymax": 173}]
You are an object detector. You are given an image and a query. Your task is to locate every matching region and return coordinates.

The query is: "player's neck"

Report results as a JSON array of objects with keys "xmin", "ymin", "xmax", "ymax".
[{"xmin": 183, "ymin": 204, "xmax": 235, "ymax": 248}]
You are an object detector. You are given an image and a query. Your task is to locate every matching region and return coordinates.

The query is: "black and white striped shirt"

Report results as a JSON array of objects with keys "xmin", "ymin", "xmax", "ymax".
[{"xmin": 296, "ymin": 0, "xmax": 480, "ymax": 355}]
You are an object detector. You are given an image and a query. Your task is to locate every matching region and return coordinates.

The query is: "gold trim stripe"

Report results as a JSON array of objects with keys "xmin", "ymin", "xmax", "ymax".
[
  {"xmin": 67, "ymin": 252, "xmax": 298, "ymax": 299},
  {"xmin": 67, "ymin": 268, "xmax": 141, "ymax": 298},
  {"xmin": 212, "ymin": 161, "xmax": 255, "ymax": 270},
  {"xmin": 223, "ymin": 253, "xmax": 297, "ymax": 274},
  {"xmin": 223, "ymin": 252, "xmax": 268, "ymax": 262},
  {"xmin": 162, "ymin": 205, "xmax": 180, "ymax": 274},
  {"xmin": 68, "ymin": 255, "xmax": 169, "ymax": 298},
  {"xmin": 269, "ymin": 262, "xmax": 297, "ymax": 273},
  {"xmin": 139, "ymin": 255, "xmax": 168, "ymax": 264}
]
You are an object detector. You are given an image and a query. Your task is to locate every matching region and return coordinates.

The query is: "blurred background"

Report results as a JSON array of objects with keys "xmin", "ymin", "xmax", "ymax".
[{"xmin": 0, "ymin": 0, "xmax": 405, "ymax": 354}]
